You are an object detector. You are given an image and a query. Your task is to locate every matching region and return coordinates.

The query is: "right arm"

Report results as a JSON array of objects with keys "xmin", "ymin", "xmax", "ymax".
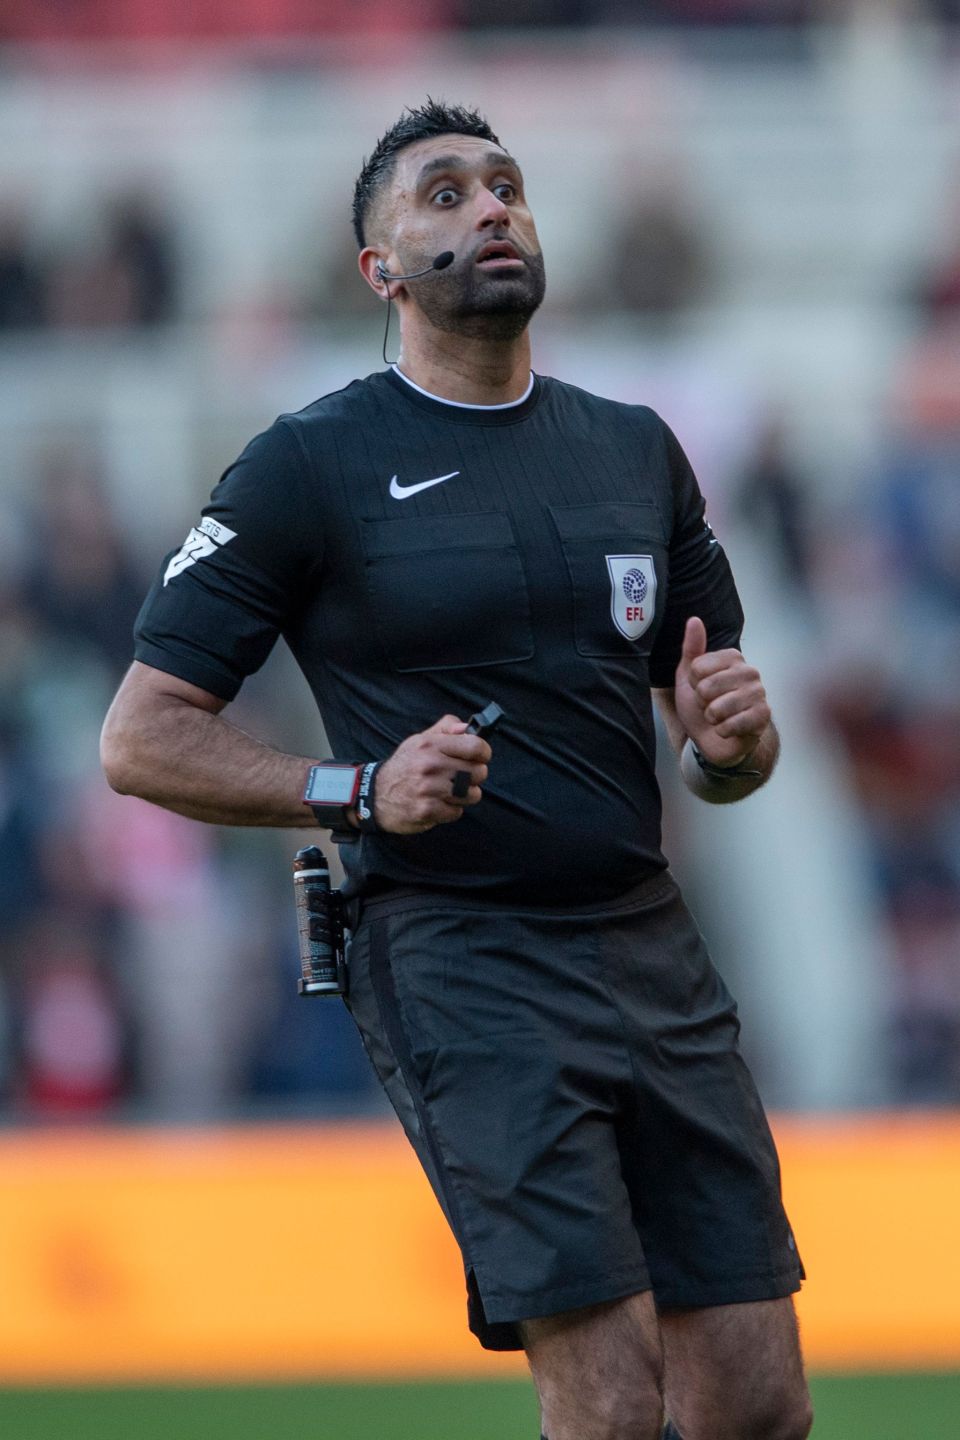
[
  {"xmin": 110, "ymin": 419, "xmax": 488, "ymax": 832},
  {"xmin": 101, "ymin": 661, "xmax": 491, "ymax": 833},
  {"xmin": 101, "ymin": 661, "xmax": 318, "ymax": 827}
]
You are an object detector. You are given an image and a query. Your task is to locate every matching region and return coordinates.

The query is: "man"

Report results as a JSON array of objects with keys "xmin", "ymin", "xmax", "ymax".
[{"xmin": 101, "ymin": 101, "xmax": 812, "ymax": 1440}]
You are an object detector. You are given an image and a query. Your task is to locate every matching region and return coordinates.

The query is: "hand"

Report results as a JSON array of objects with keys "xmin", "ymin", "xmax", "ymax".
[
  {"xmin": 373, "ymin": 715, "xmax": 492, "ymax": 834},
  {"xmin": 674, "ymin": 617, "xmax": 771, "ymax": 768}
]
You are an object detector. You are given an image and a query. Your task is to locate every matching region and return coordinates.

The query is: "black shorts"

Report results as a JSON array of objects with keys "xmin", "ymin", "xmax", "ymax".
[{"xmin": 344, "ymin": 872, "xmax": 803, "ymax": 1351}]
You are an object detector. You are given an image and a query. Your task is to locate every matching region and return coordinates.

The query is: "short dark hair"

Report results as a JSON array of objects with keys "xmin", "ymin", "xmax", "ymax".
[{"xmin": 352, "ymin": 99, "xmax": 500, "ymax": 248}]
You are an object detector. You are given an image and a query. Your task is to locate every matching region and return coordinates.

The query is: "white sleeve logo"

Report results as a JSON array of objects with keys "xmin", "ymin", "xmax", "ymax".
[{"xmin": 163, "ymin": 516, "xmax": 237, "ymax": 586}]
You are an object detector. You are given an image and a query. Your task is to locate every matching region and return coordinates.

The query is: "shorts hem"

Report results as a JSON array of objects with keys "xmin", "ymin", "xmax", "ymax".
[
  {"xmin": 652, "ymin": 1265, "xmax": 803, "ymax": 1312},
  {"xmin": 477, "ymin": 1269, "xmax": 652, "ymax": 1331},
  {"xmin": 472, "ymin": 1265, "xmax": 803, "ymax": 1350}
]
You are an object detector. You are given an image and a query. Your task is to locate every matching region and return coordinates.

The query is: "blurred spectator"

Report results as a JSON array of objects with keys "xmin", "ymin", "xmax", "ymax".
[
  {"xmin": 625, "ymin": 1, "xmax": 807, "ymax": 21},
  {"xmin": 23, "ymin": 447, "xmax": 146, "ymax": 677},
  {"xmin": 457, "ymin": 0, "xmax": 594, "ymax": 24},
  {"xmin": 0, "ymin": 0, "xmax": 956, "ymax": 44},
  {"xmin": 613, "ymin": 179, "xmax": 714, "ymax": 320},
  {"xmin": 102, "ymin": 192, "xmax": 179, "ymax": 325},
  {"xmin": 455, "ymin": 0, "xmax": 959, "ymax": 27},
  {"xmin": 457, "ymin": 1, "xmax": 811, "ymax": 26},
  {"xmin": 0, "ymin": 0, "xmax": 452, "ymax": 44},
  {"xmin": 47, "ymin": 191, "xmax": 179, "ymax": 330},
  {"xmin": 81, "ymin": 784, "xmax": 262, "ymax": 1120},
  {"xmin": 0, "ymin": 503, "xmax": 35, "ymax": 726},
  {"xmin": 0, "ymin": 505, "xmax": 46, "ymax": 947},
  {"xmin": 0, "ymin": 723, "xmax": 43, "ymax": 1103},
  {"xmin": 14, "ymin": 915, "xmax": 127, "ymax": 1118},
  {"xmin": 922, "ymin": 257, "xmax": 960, "ymax": 316},
  {"xmin": 916, "ymin": 170, "xmax": 960, "ymax": 318},
  {"xmin": 248, "ymin": 933, "xmax": 383, "ymax": 1108},
  {"xmin": 0, "ymin": 203, "xmax": 47, "ymax": 329},
  {"xmin": 307, "ymin": 233, "xmax": 378, "ymax": 321},
  {"xmin": 0, "ymin": 725, "xmax": 45, "ymax": 947},
  {"xmin": 821, "ymin": 688, "xmax": 960, "ymax": 1100},
  {"xmin": 0, "ymin": 433, "xmax": 379, "ymax": 1122},
  {"xmin": 583, "ymin": 172, "xmax": 715, "ymax": 323},
  {"xmin": 817, "ymin": 292, "xmax": 960, "ymax": 1099},
  {"xmin": 735, "ymin": 413, "xmax": 814, "ymax": 593}
]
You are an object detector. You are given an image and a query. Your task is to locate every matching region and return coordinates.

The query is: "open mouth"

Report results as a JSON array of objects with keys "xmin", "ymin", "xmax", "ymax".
[{"xmin": 476, "ymin": 241, "xmax": 523, "ymax": 268}]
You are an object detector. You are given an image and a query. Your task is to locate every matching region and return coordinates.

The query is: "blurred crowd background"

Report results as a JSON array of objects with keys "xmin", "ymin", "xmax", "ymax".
[{"xmin": 1, "ymin": 1, "xmax": 959, "ymax": 1124}]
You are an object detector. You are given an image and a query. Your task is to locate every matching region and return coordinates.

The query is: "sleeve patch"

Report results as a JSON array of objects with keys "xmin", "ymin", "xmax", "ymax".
[{"xmin": 163, "ymin": 516, "xmax": 238, "ymax": 586}]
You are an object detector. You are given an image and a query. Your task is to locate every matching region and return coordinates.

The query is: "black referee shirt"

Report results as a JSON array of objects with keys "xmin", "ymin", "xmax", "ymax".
[{"xmin": 134, "ymin": 368, "xmax": 744, "ymax": 904}]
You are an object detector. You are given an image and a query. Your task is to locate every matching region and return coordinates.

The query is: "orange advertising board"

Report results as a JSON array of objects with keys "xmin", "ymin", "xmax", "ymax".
[{"xmin": 0, "ymin": 1115, "xmax": 957, "ymax": 1383}]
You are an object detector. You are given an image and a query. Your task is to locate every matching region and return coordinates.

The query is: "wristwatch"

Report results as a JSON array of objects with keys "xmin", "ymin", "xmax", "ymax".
[{"xmin": 303, "ymin": 761, "xmax": 380, "ymax": 842}]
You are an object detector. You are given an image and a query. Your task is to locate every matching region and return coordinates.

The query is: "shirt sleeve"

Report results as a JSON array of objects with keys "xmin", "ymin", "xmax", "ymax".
[
  {"xmin": 647, "ymin": 419, "xmax": 745, "ymax": 689},
  {"xmin": 133, "ymin": 418, "xmax": 320, "ymax": 700}
]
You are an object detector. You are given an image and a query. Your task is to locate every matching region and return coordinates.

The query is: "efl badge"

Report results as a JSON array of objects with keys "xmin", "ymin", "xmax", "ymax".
[{"xmin": 606, "ymin": 554, "xmax": 657, "ymax": 641}]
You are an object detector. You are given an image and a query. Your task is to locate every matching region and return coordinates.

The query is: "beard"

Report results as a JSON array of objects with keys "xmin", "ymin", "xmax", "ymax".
[{"xmin": 409, "ymin": 249, "xmax": 547, "ymax": 341}]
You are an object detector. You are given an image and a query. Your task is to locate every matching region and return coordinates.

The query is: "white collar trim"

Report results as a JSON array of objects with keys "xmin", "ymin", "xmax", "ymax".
[{"xmin": 392, "ymin": 364, "xmax": 534, "ymax": 410}]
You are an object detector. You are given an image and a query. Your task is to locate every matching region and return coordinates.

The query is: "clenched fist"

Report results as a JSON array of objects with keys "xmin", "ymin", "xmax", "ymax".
[
  {"xmin": 373, "ymin": 714, "xmax": 492, "ymax": 834},
  {"xmin": 674, "ymin": 616, "xmax": 771, "ymax": 769}
]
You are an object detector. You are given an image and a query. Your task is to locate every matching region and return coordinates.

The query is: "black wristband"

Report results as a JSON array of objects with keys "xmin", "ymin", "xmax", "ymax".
[
  {"xmin": 690, "ymin": 742, "xmax": 762, "ymax": 780},
  {"xmin": 355, "ymin": 761, "xmax": 381, "ymax": 833}
]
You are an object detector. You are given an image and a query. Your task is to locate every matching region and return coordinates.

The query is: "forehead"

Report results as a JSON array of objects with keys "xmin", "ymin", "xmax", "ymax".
[{"xmin": 391, "ymin": 134, "xmax": 519, "ymax": 194}]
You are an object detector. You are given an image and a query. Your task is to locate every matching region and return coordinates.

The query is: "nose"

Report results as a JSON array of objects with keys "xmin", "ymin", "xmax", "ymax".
[{"xmin": 476, "ymin": 186, "xmax": 510, "ymax": 230}]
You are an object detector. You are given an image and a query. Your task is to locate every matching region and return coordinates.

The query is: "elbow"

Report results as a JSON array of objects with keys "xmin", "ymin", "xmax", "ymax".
[
  {"xmin": 100, "ymin": 734, "xmax": 134, "ymax": 796},
  {"xmin": 99, "ymin": 711, "xmax": 142, "ymax": 796}
]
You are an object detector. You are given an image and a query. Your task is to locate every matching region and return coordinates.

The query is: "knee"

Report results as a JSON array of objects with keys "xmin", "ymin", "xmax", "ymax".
[
  {"xmin": 543, "ymin": 1379, "xmax": 664, "ymax": 1440},
  {"xmin": 692, "ymin": 1381, "xmax": 812, "ymax": 1440},
  {"xmin": 605, "ymin": 1394, "xmax": 664, "ymax": 1440},
  {"xmin": 745, "ymin": 1389, "xmax": 813, "ymax": 1440},
  {"xmin": 778, "ymin": 1392, "xmax": 814, "ymax": 1440},
  {"xmin": 526, "ymin": 1292, "xmax": 665, "ymax": 1440},
  {"xmin": 581, "ymin": 1398, "xmax": 664, "ymax": 1440}
]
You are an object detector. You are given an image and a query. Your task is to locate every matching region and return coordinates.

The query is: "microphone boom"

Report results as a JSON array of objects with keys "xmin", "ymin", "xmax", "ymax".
[
  {"xmin": 378, "ymin": 251, "xmax": 455, "ymax": 283},
  {"xmin": 378, "ymin": 251, "xmax": 455, "ymax": 365}
]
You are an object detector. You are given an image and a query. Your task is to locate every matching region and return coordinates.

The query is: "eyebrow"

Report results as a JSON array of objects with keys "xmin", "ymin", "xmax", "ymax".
[{"xmin": 413, "ymin": 150, "xmax": 522, "ymax": 190}]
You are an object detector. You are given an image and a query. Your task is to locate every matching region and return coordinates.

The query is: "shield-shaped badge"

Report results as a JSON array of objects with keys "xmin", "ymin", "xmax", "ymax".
[{"xmin": 606, "ymin": 554, "xmax": 657, "ymax": 642}]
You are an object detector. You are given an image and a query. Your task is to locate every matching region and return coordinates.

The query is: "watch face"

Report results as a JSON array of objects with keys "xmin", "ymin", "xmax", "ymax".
[{"xmin": 304, "ymin": 765, "xmax": 360, "ymax": 805}]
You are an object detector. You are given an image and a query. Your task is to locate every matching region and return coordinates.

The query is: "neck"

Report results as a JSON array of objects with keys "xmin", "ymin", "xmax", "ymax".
[{"xmin": 395, "ymin": 325, "xmax": 532, "ymax": 406}]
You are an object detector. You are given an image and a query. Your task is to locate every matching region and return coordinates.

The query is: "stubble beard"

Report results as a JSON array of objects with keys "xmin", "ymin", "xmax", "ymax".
[{"xmin": 411, "ymin": 251, "xmax": 547, "ymax": 342}]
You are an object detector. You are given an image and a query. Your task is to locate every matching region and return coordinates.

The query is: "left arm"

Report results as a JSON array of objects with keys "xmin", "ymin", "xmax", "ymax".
[
  {"xmin": 653, "ymin": 614, "xmax": 779, "ymax": 805},
  {"xmin": 645, "ymin": 417, "xmax": 777, "ymax": 804}
]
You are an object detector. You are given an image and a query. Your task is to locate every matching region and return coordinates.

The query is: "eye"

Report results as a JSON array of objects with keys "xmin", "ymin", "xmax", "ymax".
[
  {"xmin": 493, "ymin": 182, "xmax": 517, "ymax": 202},
  {"xmin": 432, "ymin": 188, "xmax": 459, "ymax": 207}
]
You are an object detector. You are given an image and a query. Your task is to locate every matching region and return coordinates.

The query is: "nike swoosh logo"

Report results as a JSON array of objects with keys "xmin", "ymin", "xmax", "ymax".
[{"xmin": 389, "ymin": 470, "xmax": 460, "ymax": 500}]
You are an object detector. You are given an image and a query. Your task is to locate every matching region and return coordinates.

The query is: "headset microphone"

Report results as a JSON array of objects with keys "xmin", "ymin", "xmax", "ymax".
[
  {"xmin": 379, "ymin": 251, "xmax": 455, "ymax": 364},
  {"xmin": 377, "ymin": 250, "xmax": 455, "ymax": 284}
]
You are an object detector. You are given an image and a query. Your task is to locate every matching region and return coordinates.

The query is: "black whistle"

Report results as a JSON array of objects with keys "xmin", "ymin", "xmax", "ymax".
[{"xmin": 452, "ymin": 702, "xmax": 504, "ymax": 800}]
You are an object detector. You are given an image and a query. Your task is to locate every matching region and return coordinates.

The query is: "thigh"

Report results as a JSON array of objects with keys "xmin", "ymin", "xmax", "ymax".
[
  {"xmin": 345, "ymin": 899, "xmax": 652, "ymax": 1350},
  {"xmin": 660, "ymin": 1297, "xmax": 812, "ymax": 1440},
  {"xmin": 521, "ymin": 1292, "xmax": 665, "ymax": 1440},
  {"xmin": 609, "ymin": 886, "xmax": 804, "ymax": 1310}
]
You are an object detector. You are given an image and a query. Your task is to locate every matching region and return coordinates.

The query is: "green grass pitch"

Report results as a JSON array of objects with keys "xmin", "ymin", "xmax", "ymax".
[{"xmin": 0, "ymin": 1374, "xmax": 958, "ymax": 1437}]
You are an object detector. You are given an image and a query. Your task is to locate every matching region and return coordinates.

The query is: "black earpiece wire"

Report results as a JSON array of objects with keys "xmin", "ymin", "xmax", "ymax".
[
  {"xmin": 380, "ymin": 269, "xmax": 396, "ymax": 366},
  {"xmin": 376, "ymin": 252, "xmax": 455, "ymax": 366}
]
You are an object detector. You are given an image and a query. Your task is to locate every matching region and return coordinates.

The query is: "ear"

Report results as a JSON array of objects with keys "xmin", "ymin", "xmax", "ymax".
[{"xmin": 358, "ymin": 246, "xmax": 392, "ymax": 298}]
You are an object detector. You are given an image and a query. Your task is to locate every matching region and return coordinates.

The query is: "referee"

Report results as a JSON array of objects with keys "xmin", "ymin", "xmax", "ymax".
[{"xmin": 101, "ymin": 101, "xmax": 812, "ymax": 1440}]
